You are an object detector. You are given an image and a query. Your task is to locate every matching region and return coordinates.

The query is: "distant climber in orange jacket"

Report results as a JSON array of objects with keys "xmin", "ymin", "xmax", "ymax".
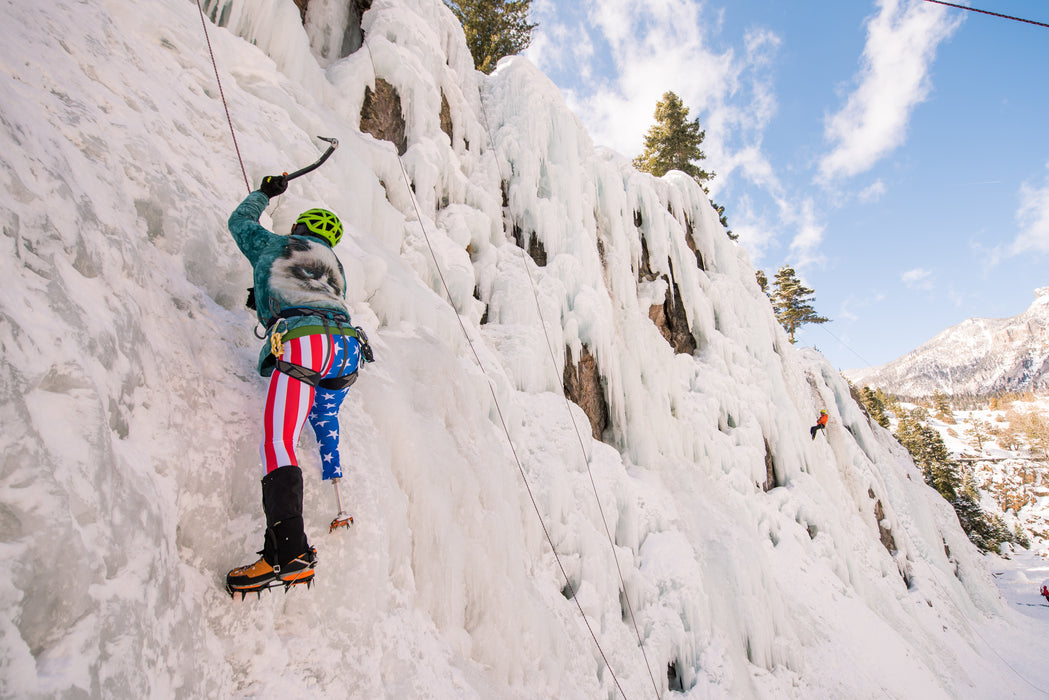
[{"xmin": 810, "ymin": 409, "xmax": 828, "ymax": 440}]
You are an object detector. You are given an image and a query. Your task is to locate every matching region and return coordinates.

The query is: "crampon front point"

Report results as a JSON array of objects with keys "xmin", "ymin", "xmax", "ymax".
[
  {"xmin": 226, "ymin": 573, "xmax": 315, "ymax": 600},
  {"xmin": 226, "ymin": 546, "xmax": 317, "ymax": 600}
]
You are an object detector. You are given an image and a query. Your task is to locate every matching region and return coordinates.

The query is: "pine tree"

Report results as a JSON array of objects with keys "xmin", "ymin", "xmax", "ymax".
[
  {"xmin": 894, "ymin": 412, "xmax": 1016, "ymax": 553},
  {"xmin": 860, "ymin": 386, "xmax": 890, "ymax": 428},
  {"xmin": 932, "ymin": 392, "xmax": 954, "ymax": 424},
  {"xmin": 967, "ymin": 418, "xmax": 991, "ymax": 453},
  {"xmin": 712, "ymin": 201, "xmax": 735, "ymax": 240},
  {"xmin": 755, "ymin": 270, "xmax": 769, "ymax": 296},
  {"xmin": 633, "ymin": 91, "xmax": 713, "ymax": 188},
  {"xmin": 445, "ymin": 0, "xmax": 536, "ymax": 74},
  {"xmin": 634, "ymin": 92, "xmax": 738, "ymax": 239},
  {"xmin": 770, "ymin": 265, "xmax": 828, "ymax": 343}
]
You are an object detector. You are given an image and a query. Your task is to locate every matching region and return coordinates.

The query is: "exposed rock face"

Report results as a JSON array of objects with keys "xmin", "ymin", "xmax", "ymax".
[
  {"xmin": 872, "ymin": 496, "xmax": 898, "ymax": 555},
  {"xmin": 512, "ymin": 224, "xmax": 547, "ymax": 267},
  {"xmin": 762, "ymin": 438, "xmax": 778, "ymax": 491},
  {"xmin": 640, "ymin": 237, "xmax": 696, "ymax": 355},
  {"xmin": 563, "ymin": 345, "xmax": 608, "ymax": 440},
  {"xmin": 684, "ymin": 217, "xmax": 705, "ymax": 271},
  {"xmin": 846, "ymin": 288, "xmax": 1049, "ymax": 397},
  {"xmin": 292, "ymin": 0, "xmax": 308, "ymax": 23},
  {"xmin": 360, "ymin": 78, "xmax": 407, "ymax": 155},
  {"xmin": 439, "ymin": 91, "xmax": 453, "ymax": 144},
  {"xmin": 648, "ymin": 277, "xmax": 696, "ymax": 356}
]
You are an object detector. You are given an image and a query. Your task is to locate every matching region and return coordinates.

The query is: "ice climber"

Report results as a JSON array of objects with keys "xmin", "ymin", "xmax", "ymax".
[
  {"xmin": 810, "ymin": 409, "xmax": 829, "ymax": 440},
  {"xmin": 224, "ymin": 174, "xmax": 368, "ymax": 598}
]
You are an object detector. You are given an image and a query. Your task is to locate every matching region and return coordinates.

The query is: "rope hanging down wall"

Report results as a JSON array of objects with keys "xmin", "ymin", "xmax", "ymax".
[
  {"xmin": 476, "ymin": 85, "xmax": 663, "ymax": 700},
  {"xmin": 359, "ymin": 40, "xmax": 643, "ymax": 700},
  {"xmin": 195, "ymin": 0, "xmax": 250, "ymax": 192},
  {"xmin": 196, "ymin": 4, "xmax": 653, "ymax": 695}
]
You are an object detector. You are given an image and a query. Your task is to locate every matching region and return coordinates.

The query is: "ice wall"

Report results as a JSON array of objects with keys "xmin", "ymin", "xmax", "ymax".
[{"xmin": 0, "ymin": 0, "xmax": 1039, "ymax": 698}]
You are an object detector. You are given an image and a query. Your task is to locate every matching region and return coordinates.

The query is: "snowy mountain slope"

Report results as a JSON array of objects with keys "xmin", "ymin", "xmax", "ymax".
[
  {"xmin": 846, "ymin": 288, "xmax": 1049, "ymax": 397},
  {"xmin": 1, "ymin": 0, "xmax": 1047, "ymax": 698}
]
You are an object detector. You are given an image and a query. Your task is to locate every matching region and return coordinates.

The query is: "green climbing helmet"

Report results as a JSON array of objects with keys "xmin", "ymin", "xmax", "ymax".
[{"xmin": 293, "ymin": 208, "xmax": 343, "ymax": 247}]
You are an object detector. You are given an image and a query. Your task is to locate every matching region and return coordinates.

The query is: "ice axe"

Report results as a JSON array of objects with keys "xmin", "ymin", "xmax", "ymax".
[{"xmin": 284, "ymin": 136, "xmax": 339, "ymax": 181}]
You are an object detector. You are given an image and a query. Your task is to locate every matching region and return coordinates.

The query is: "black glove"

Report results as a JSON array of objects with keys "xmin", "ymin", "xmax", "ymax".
[{"xmin": 259, "ymin": 174, "xmax": 288, "ymax": 198}]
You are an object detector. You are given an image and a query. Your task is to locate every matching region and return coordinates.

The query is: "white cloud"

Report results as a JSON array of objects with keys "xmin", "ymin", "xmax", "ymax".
[
  {"xmin": 1009, "ymin": 170, "xmax": 1049, "ymax": 255},
  {"xmin": 729, "ymin": 193, "xmax": 776, "ymax": 262},
  {"xmin": 858, "ymin": 179, "xmax": 886, "ymax": 203},
  {"xmin": 817, "ymin": 0, "xmax": 960, "ymax": 183},
  {"xmin": 528, "ymin": 0, "xmax": 778, "ymax": 170},
  {"xmin": 901, "ymin": 267, "xmax": 933, "ymax": 290},
  {"xmin": 786, "ymin": 197, "xmax": 826, "ymax": 269},
  {"xmin": 524, "ymin": 0, "xmax": 596, "ymax": 82},
  {"xmin": 838, "ymin": 291, "xmax": 885, "ymax": 324},
  {"xmin": 524, "ymin": 0, "xmax": 819, "ymax": 269}
]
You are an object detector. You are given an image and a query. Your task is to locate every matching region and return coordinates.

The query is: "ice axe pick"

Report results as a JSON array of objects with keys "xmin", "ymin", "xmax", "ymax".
[{"xmin": 284, "ymin": 136, "xmax": 339, "ymax": 182}]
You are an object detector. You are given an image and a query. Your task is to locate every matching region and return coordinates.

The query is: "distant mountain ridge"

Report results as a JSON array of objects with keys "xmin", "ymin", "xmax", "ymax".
[{"xmin": 846, "ymin": 288, "xmax": 1049, "ymax": 397}]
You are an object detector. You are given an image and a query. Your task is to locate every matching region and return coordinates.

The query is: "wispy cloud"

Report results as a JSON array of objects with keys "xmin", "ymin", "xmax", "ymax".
[
  {"xmin": 526, "ymin": 0, "xmax": 799, "ymax": 257},
  {"xmin": 817, "ymin": 0, "xmax": 960, "ymax": 183},
  {"xmin": 1009, "ymin": 168, "xmax": 1049, "ymax": 255},
  {"xmin": 525, "ymin": 0, "xmax": 778, "ymax": 181},
  {"xmin": 858, "ymin": 180, "xmax": 886, "ymax": 203},
  {"xmin": 786, "ymin": 197, "xmax": 826, "ymax": 270},
  {"xmin": 838, "ymin": 291, "xmax": 885, "ymax": 323},
  {"xmin": 901, "ymin": 267, "xmax": 933, "ymax": 290}
]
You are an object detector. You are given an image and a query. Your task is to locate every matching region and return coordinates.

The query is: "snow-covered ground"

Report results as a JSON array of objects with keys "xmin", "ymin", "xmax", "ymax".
[
  {"xmin": 993, "ymin": 544, "xmax": 1049, "ymax": 621},
  {"xmin": 2, "ymin": 0, "xmax": 1048, "ymax": 698}
]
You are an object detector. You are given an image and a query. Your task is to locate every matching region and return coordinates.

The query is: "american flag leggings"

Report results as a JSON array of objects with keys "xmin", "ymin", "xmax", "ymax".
[{"xmin": 260, "ymin": 333, "xmax": 357, "ymax": 476}]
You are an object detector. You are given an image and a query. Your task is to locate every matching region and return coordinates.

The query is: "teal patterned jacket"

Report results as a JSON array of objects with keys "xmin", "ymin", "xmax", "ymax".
[{"xmin": 228, "ymin": 191, "xmax": 354, "ymax": 376}]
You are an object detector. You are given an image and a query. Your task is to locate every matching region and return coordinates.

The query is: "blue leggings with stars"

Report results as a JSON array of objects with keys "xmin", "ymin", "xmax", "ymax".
[
  {"xmin": 307, "ymin": 334, "xmax": 359, "ymax": 480},
  {"xmin": 309, "ymin": 385, "xmax": 349, "ymax": 480}
]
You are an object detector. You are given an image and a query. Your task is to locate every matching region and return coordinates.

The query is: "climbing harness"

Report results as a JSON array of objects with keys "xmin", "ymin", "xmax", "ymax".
[{"xmin": 265, "ymin": 307, "xmax": 372, "ymax": 389}]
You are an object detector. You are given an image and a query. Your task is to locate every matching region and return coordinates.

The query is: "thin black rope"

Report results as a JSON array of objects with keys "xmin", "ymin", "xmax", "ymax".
[
  {"xmin": 195, "ymin": 0, "xmax": 251, "ymax": 193},
  {"xmin": 362, "ymin": 42, "xmax": 630, "ymax": 699},
  {"xmin": 393, "ymin": 151, "xmax": 630, "ymax": 700},
  {"xmin": 816, "ymin": 324, "xmax": 875, "ymax": 369},
  {"xmin": 476, "ymin": 85, "xmax": 663, "ymax": 700},
  {"xmin": 922, "ymin": 0, "xmax": 1049, "ymax": 29}
]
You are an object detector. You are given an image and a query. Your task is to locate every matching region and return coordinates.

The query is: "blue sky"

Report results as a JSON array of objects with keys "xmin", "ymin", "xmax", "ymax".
[{"xmin": 523, "ymin": 0, "xmax": 1049, "ymax": 370}]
